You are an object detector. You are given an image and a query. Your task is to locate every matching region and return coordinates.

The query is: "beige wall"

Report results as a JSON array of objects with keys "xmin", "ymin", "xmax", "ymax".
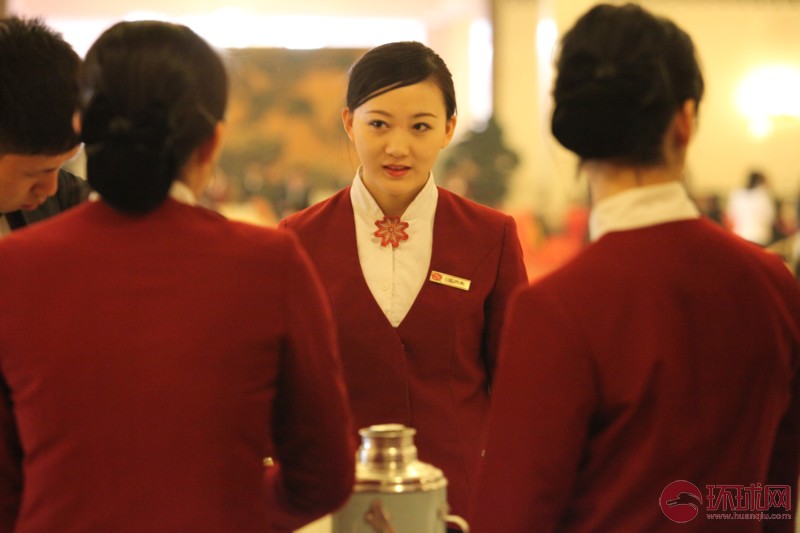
[
  {"xmin": 494, "ymin": 0, "xmax": 596, "ymax": 221},
  {"xmin": 654, "ymin": 1, "xmax": 800, "ymax": 198},
  {"xmin": 493, "ymin": 0, "xmax": 800, "ymax": 224}
]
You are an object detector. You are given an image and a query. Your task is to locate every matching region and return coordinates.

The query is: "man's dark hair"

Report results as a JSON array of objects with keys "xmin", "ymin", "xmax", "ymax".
[{"xmin": 0, "ymin": 17, "xmax": 81, "ymax": 155}]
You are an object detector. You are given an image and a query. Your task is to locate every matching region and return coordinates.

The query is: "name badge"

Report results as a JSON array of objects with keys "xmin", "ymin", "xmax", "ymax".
[{"xmin": 429, "ymin": 270, "xmax": 471, "ymax": 291}]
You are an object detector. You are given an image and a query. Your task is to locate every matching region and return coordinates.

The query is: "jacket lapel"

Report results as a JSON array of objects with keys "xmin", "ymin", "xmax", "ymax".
[
  {"xmin": 398, "ymin": 189, "xmax": 471, "ymax": 334},
  {"xmin": 317, "ymin": 190, "xmax": 400, "ymax": 336}
]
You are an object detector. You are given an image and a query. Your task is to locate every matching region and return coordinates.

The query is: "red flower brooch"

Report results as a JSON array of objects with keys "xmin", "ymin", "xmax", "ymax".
[{"xmin": 373, "ymin": 215, "xmax": 409, "ymax": 248}]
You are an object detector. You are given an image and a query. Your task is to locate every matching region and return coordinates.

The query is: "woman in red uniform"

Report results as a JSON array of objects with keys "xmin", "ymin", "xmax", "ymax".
[
  {"xmin": 0, "ymin": 21, "xmax": 354, "ymax": 532},
  {"xmin": 472, "ymin": 4, "xmax": 800, "ymax": 532},
  {"xmin": 280, "ymin": 41, "xmax": 527, "ymax": 525}
]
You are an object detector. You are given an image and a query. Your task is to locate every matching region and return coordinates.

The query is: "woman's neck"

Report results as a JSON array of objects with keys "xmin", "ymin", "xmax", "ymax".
[
  {"xmin": 376, "ymin": 197, "xmax": 412, "ymax": 218},
  {"xmin": 585, "ymin": 106, "xmax": 693, "ymax": 205},
  {"xmin": 178, "ymin": 163, "xmax": 211, "ymax": 199},
  {"xmin": 584, "ymin": 160, "xmax": 684, "ymax": 205},
  {"xmin": 360, "ymin": 174, "xmax": 423, "ymax": 218}
]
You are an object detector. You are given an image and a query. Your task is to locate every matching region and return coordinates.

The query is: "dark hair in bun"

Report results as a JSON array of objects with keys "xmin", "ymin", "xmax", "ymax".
[
  {"xmin": 80, "ymin": 21, "xmax": 227, "ymax": 214},
  {"xmin": 551, "ymin": 3, "xmax": 704, "ymax": 164}
]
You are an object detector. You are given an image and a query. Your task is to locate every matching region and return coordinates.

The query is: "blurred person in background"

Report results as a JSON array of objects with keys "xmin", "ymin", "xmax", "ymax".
[
  {"xmin": 0, "ymin": 16, "xmax": 90, "ymax": 236},
  {"xmin": 280, "ymin": 41, "xmax": 527, "ymax": 528},
  {"xmin": 472, "ymin": 4, "xmax": 800, "ymax": 532},
  {"xmin": 769, "ymin": 191, "xmax": 800, "ymax": 281},
  {"xmin": 726, "ymin": 169, "xmax": 776, "ymax": 246},
  {"xmin": 0, "ymin": 20, "xmax": 354, "ymax": 532}
]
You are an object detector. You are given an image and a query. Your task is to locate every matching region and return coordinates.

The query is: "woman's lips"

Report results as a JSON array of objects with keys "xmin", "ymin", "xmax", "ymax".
[{"xmin": 384, "ymin": 165, "xmax": 410, "ymax": 178}]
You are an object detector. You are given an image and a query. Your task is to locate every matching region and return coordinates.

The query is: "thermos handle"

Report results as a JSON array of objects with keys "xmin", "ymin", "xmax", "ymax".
[{"xmin": 445, "ymin": 514, "xmax": 470, "ymax": 533}]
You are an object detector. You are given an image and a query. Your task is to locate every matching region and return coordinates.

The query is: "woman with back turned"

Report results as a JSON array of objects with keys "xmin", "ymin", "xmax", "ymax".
[
  {"xmin": 471, "ymin": 4, "xmax": 800, "ymax": 532},
  {"xmin": 0, "ymin": 21, "xmax": 354, "ymax": 532}
]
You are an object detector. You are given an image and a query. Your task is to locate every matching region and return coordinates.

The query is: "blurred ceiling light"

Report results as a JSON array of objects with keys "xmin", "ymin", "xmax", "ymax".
[
  {"xmin": 536, "ymin": 17, "xmax": 557, "ymax": 120},
  {"xmin": 122, "ymin": 11, "xmax": 172, "ymax": 22},
  {"xmin": 183, "ymin": 10, "xmax": 427, "ymax": 50},
  {"xmin": 468, "ymin": 18, "xmax": 493, "ymax": 127},
  {"xmin": 536, "ymin": 18, "xmax": 557, "ymax": 64},
  {"xmin": 49, "ymin": 11, "xmax": 427, "ymax": 56},
  {"xmin": 736, "ymin": 64, "xmax": 800, "ymax": 139}
]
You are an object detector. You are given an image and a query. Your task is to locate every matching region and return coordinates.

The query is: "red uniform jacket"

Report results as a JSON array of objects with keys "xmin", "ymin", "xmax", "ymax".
[
  {"xmin": 0, "ymin": 199, "xmax": 355, "ymax": 532},
  {"xmin": 472, "ymin": 218, "xmax": 800, "ymax": 532},
  {"xmin": 281, "ymin": 186, "xmax": 527, "ymax": 517}
]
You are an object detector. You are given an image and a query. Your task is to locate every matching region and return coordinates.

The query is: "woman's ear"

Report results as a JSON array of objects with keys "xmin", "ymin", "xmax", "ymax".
[
  {"xmin": 182, "ymin": 122, "xmax": 226, "ymax": 196},
  {"xmin": 674, "ymin": 99, "xmax": 697, "ymax": 147},
  {"xmin": 196, "ymin": 122, "xmax": 226, "ymax": 166},
  {"xmin": 442, "ymin": 115, "xmax": 457, "ymax": 148},
  {"xmin": 342, "ymin": 107, "xmax": 355, "ymax": 143}
]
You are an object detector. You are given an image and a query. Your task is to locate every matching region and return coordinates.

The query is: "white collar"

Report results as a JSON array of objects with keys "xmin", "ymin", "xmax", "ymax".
[
  {"xmin": 590, "ymin": 181, "xmax": 700, "ymax": 241},
  {"xmin": 169, "ymin": 180, "xmax": 197, "ymax": 205},
  {"xmin": 349, "ymin": 168, "xmax": 438, "ymax": 225}
]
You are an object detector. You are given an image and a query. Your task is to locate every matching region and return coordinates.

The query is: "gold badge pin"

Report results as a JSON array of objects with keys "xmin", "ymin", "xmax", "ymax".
[{"xmin": 429, "ymin": 270, "xmax": 471, "ymax": 291}]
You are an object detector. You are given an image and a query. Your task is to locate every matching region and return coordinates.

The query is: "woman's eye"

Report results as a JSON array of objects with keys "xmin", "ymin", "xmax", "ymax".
[
  {"xmin": 368, "ymin": 120, "xmax": 388, "ymax": 129},
  {"xmin": 413, "ymin": 123, "xmax": 433, "ymax": 132}
]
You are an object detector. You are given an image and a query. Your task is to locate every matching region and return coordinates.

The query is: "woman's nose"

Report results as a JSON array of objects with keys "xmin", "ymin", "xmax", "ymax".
[{"xmin": 385, "ymin": 130, "xmax": 410, "ymax": 158}]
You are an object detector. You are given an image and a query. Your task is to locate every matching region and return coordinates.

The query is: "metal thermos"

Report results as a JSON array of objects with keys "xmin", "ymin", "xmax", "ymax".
[{"xmin": 332, "ymin": 424, "xmax": 469, "ymax": 533}]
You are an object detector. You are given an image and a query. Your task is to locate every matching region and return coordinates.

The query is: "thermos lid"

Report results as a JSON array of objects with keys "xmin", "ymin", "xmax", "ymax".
[{"xmin": 354, "ymin": 424, "xmax": 447, "ymax": 493}]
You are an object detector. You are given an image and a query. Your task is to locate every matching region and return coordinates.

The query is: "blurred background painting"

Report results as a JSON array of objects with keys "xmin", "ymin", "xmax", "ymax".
[{"xmin": 210, "ymin": 47, "xmax": 363, "ymax": 224}]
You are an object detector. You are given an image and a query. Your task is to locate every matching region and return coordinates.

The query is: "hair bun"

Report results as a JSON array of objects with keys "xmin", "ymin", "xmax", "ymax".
[
  {"xmin": 550, "ymin": 3, "xmax": 704, "ymax": 164},
  {"xmin": 551, "ymin": 78, "xmax": 634, "ymax": 159},
  {"xmin": 82, "ymin": 94, "xmax": 175, "ymax": 213},
  {"xmin": 81, "ymin": 95, "xmax": 172, "ymax": 153},
  {"xmin": 551, "ymin": 60, "xmax": 672, "ymax": 160}
]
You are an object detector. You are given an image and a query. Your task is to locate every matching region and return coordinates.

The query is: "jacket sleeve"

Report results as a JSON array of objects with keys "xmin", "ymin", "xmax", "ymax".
[
  {"xmin": 0, "ymin": 377, "xmax": 21, "ymax": 532},
  {"xmin": 482, "ymin": 215, "xmax": 528, "ymax": 382},
  {"xmin": 471, "ymin": 285, "xmax": 595, "ymax": 533},
  {"xmin": 266, "ymin": 232, "xmax": 356, "ymax": 532},
  {"xmin": 763, "ymin": 363, "xmax": 800, "ymax": 533},
  {"xmin": 763, "ymin": 274, "xmax": 800, "ymax": 533}
]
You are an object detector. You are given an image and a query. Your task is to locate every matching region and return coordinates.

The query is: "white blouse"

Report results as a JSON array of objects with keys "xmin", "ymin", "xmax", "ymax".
[
  {"xmin": 169, "ymin": 180, "xmax": 197, "ymax": 205},
  {"xmin": 350, "ymin": 170, "xmax": 438, "ymax": 327}
]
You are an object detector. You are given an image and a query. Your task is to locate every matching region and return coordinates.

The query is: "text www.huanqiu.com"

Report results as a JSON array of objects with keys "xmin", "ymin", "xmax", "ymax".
[{"xmin": 706, "ymin": 512, "xmax": 792, "ymax": 520}]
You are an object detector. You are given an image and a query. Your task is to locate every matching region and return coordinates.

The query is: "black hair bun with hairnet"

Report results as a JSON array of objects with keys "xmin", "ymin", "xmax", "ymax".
[
  {"xmin": 551, "ymin": 59, "xmax": 674, "ymax": 162},
  {"xmin": 81, "ymin": 94, "xmax": 176, "ymax": 214}
]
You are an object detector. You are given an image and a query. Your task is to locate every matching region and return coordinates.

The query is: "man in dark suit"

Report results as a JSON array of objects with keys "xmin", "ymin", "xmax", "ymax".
[{"xmin": 0, "ymin": 17, "xmax": 89, "ymax": 236}]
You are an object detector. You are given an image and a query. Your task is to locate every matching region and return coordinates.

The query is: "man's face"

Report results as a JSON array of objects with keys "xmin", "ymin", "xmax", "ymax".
[{"xmin": 0, "ymin": 146, "xmax": 80, "ymax": 213}]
